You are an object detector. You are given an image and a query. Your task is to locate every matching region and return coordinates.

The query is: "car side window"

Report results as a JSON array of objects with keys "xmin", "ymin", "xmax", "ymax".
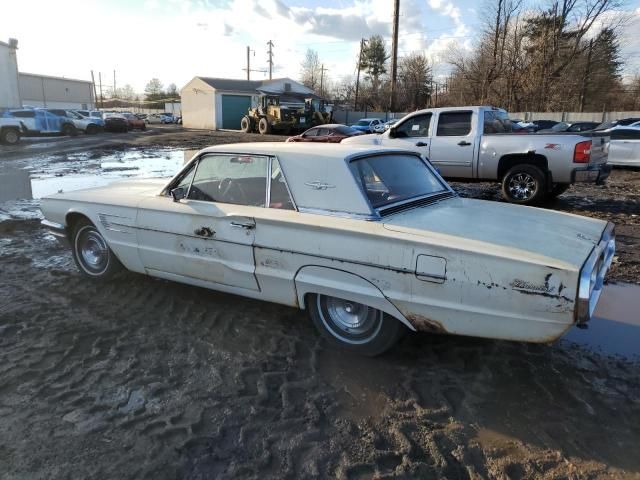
[
  {"xmin": 269, "ymin": 158, "xmax": 295, "ymax": 210},
  {"xmin": 394, "ymin": 113, "xmax": 432, "ymax": 138},
  {"xmin": 11, "ymin": 111, "xmax": 35, "ymax": 118},
  {"xmin": 611, "ymin": 129, "xmax": 640, "ymax": 140},
  {"xmin": 316, "ymin": 128, "xmax": 329, "ymax": 136},
  {"xmin": 303, "ymin": 128, "xmax": 318, "ymax": 137},
  {"xmin": 187, "ymin": 154, "xmax": 269, "ymax": 207},
  {"xmin": 437, "ymin": 111, "xmax": 472, "ymax": 136}
]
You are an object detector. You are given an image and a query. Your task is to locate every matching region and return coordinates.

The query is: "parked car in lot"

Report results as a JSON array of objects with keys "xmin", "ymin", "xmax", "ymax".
[
  {"xmin": 122, "ymin": 112, "xmax": 146, "ymax": 130},
  {"xmin": 286, "ymin": 124, "xmax": 363, "ymax": 143},
  {"xmin": 537, "ymin": 121, "xmax": 600, "ymax": 133},
  {"xmin": 530, "ymin": 119, "xmax": 559, "ymax": 131},
  {"xmin": 0, "ymin": 117, "xmax": 27, "ymax": 145},
  {"xmin": 103, "ymin": 114, "xmax": 130, "ymax": 133},
  {"xmin": 351, "ymin": 118, "xmax": 383, "ymax": 133},
  {"xmin": 593, "ymin": 117, "xmax": 640, "ymax": 131},
  {"xmin": 146, "ymin": 113, "xmax": 174, "ymax": 124},
  {"xmin": 343, "ymin": 106, "xmax": 611, "ymax": 204},
  {"xmin": 605, "ymin": 126, "xmax": 640, "ymax": 167},
  {"xmin": 373, "ymin": 119, "xmax": 399, "ymax": 133},
  {"xmin": 47, "ymin": 109, "xmax": 104, "ymax": 134},
  {"xmin": 40, "ymin": 143, "xmax": 615, "ymax": 356},
  {"xmin": 76, "ymin": 110, "xmax": 103, "ymax": 120},
  {"xmin": 2, "ymin": 108, "xmax": 77, "ymax": 136}
]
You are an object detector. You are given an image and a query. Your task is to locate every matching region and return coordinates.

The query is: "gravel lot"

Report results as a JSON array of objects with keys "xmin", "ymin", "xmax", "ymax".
[{"xmin": 1, "ymin": 127, "xmax": 639, "ymax": 479}]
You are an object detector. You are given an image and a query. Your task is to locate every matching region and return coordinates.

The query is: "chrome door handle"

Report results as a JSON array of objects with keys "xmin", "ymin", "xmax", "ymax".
[
  {"xmin": 415, "ymin": 142, "xmax": 428, "ymax": 147},
  {"xmin": 194, "ymin": 226, "xmax": 214, "ymax": 237},
  {"xmin": 230, "ymin": 221, "xmax": 255, "ymax": 229}
]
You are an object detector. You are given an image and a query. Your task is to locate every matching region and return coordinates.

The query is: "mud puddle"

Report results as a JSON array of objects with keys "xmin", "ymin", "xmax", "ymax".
[{"xmin": 562, "ymin": 282, "xmax": 640, "ymax": 361}]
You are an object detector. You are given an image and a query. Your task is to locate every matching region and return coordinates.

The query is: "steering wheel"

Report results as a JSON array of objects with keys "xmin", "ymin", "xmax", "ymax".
[{"xmin": 218, "ymin": 178, "xmax": 248, "ymax": 204}]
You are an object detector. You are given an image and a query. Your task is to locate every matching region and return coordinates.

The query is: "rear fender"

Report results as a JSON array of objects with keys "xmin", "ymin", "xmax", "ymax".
[{"xmin": 294, "ymin": 265, "xmax": 415, "ymax": 331}]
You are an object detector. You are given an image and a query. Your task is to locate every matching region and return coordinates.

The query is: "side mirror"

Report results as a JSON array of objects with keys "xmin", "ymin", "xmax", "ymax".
[
  {"xmin": 171, "ymin": 187, "xmax": 186, "ymax": 202},
  {"xmin": 388, "ymin": 126, "xmax": 397, "ymax": 138}
]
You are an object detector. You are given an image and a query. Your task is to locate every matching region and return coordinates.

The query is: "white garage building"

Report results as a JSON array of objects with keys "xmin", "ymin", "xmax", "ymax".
[{"xmin": 180, "ymin": 77, "xmax": 316, "ymax": 130}]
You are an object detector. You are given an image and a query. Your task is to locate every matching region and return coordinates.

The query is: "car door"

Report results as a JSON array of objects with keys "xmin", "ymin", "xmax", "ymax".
[
  {"xmin": 314, "ymin": 128, "xmax": 330, "ymax": 142},
  {"xmin": 383, "ymin": 113, "xmax": 432, "ymax": 158},
  {"xmin": 609, "ymin": 129, "xmax": 633, "ymax": 164},
  {"xmin": 428, "ymin": 110, "xmax": 475, "ymax": 177},
  {"xmin": 136, "ymin": 153, "xmax": 272, "ymax": 291},
  {"xmin": 300, "ymin": 128, "xmax": 318, "ymax": 142}
]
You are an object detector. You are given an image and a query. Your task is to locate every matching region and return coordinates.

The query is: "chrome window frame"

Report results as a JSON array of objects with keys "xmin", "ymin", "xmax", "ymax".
[{"xmin": 576, "ymin": 222, "xmax": 615, "ymax": 325}]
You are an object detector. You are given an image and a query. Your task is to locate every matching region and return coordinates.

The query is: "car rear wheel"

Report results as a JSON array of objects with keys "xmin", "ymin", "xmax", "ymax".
[
  {"xmin": 71, "ymin": 219, "xmax": 123, "ymax": 280},
  {"xmin": 1, "ymin": 128, "xmax": 20, "ymax": 145},
  {"xmin": 308, "ymin": 294, "xmax": 406, "ymax": 356},
  {"xmin": 258, "ymin": 117, "xmax": 270, "ymax": 135},
  {"xmin": 86, "ymin": 124, "xmax": 97, "ymax": 135},
  {"xmin": 501, "ymin": 164, "xmax": 547, "ymax": 204}
]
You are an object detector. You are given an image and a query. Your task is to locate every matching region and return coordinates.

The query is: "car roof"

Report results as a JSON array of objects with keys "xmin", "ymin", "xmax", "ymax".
[{"xmin": 195, "ymin": 142, "xmax": 424, "ymax": 216}]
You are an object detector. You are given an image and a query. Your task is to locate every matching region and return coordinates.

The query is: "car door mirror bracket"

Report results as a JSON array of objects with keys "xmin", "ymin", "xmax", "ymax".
[{"xmin": 171, "ymin": 187, "xmax": 186, "ymax": 202}]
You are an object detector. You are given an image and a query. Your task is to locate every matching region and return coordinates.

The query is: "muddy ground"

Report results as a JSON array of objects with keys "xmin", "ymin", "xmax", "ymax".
[{"xmin": 1, "ymin": 128, "xmax": 639, "ymax": 479}]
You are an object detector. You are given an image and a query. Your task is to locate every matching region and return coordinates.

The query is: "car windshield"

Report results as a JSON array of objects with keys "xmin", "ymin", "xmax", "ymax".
[
  {"xmin": 349, "ymin": 154, "xmax": 448, "ymax": 209},
  {"xmin": 551, "ymin": 122, "xmax": 569, "ymax": 131}
]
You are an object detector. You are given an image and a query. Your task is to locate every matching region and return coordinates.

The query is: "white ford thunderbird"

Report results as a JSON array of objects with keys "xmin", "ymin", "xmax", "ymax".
[{"xmin": 41, "ymin": 143, "xmax": 615, "ymax": 355}]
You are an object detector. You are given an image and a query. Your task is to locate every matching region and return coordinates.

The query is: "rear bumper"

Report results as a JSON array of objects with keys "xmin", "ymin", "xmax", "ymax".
[
  {"xmin": 576, "ymin": 222, "xmax": 615, "ymax": 326},
  {"xmin": 571, "ymin": 164, "xmax": 612, "ymax": 184},
  {"xmin": 41, "ymin": 219, "xmax": 69, "ymax": 246}
]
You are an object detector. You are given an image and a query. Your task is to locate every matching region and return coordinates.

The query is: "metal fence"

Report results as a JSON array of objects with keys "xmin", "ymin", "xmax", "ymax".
[{"xmin": 333, "ymin": 110, "xmax": 640, "ymax": 125}]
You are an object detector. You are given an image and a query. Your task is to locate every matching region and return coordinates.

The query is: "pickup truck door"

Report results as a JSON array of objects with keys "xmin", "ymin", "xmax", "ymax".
[
  {"xmin": 135, "ymin": 153, "xmax": 271, "ymax": 291},
  {"xmin": 383, "ymin": 113, "xmax": 432, "ymax": 157},
  {"xmin": 429, "ymin": 111, "xmax": 475, "ymax": 177}
]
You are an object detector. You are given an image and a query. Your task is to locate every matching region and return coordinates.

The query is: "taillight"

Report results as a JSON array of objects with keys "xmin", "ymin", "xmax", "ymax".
[{"xmin": 574, "ymin": 140, "xmax": 591, "ymax": 163}]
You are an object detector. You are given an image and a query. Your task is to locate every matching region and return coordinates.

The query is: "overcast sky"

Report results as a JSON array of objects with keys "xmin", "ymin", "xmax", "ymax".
[{"xmin": 2, "ymin": 0, "xmax": 640, "ymax": 93}]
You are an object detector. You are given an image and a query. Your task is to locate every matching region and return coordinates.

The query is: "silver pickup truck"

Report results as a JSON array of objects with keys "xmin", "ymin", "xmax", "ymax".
[{"xmin": 342, "ymin": 106, "xmax": 611, "ymax": 204}]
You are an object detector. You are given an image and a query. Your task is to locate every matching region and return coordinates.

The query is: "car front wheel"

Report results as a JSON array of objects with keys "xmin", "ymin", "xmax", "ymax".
[
  {"xmin": 0, "ymin": 128, "xmax": 20, "ymax": 145},
  {"xmin": 71, "ymin": 219, "xmax": 123, "ymax": 280},
  {"xmin": 308, "ymin": 294, "xmax": 406, "ymax": 356}
]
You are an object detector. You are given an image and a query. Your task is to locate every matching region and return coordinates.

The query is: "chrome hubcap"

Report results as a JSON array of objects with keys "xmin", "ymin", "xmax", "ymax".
[
  {"xmin": 78, "ymin": 229, "xmax": 108, "ymax": 273},
  {"xmin": 317, "ymin": 296, "xmax": 383, "ymax": 344},
  {"xmin": 5, "ymin": 131, "xmax": 18, "ymax": 143},
  {"xmin": 508, "ymin": 173, "xmax": 537, "ymax": 200}
]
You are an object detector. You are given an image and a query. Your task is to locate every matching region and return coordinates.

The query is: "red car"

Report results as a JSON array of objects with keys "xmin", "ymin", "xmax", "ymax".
[
  {"xmin": 122, "ymin": 113, "xmax": 146, "ymax": 130},
  {"xmin": 286, "ymin": 124, "xmax": 363, "ymax": 143}
]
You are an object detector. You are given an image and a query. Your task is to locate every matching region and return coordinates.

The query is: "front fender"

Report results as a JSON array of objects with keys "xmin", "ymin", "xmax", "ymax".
[{"xmin": 294, "ymin": 265, "xmax": 415, "ymax": 331}]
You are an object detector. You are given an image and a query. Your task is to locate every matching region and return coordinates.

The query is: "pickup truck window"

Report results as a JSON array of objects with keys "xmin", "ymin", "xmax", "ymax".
[
  {"xmin": 394, "ymin": 113, "xmax": 432, "ymax": 138},
  {"xmin": 10, "ymin": 111, "xmax": 35, "ymax": 118},
  {"xmin": 436, "ymin": 112, "xmax": 472, "ymax": 136},
  {"xmin": 483, "ymin": 111, "xmax": 512, "ymax": 134}
]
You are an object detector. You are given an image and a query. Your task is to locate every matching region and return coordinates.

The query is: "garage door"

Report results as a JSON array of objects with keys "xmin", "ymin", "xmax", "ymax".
[{"xmin": 221, "ymin": 95, "xmax": 251, "ymax": 130}]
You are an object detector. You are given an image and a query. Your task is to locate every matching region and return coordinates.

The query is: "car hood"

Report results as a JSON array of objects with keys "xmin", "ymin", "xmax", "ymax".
[
  {"xmin": 383, "ymin": 197, "xmax": 607, "ymax": 269},
  {"xmin": 341, "ymin": 133, "xmax": 383, "ymax": 144},
  {"xmin": 43, "ymin": 177, "xmax": 169, "ymax": 207}
]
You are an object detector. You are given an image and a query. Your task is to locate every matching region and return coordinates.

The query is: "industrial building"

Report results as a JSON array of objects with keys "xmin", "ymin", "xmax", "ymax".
[
  {"xmin": 0, "ymin": 38, "xmax": 20, "ymax": 109},
  {"xmin": 180, "ymin": 77, "xmax": 316, "ymax": 130},
  {"xmin": 19, "ymin": 72, "xmax": 95, "ymax": 110}
]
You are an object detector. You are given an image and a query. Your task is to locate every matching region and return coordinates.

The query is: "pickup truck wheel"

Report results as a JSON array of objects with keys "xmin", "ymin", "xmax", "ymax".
[
  {"xmin": 502, "ymin": 165, "xmax": 547, "ymax": 204},
  {"xmin": 548, "ymin": 183, "xmax": 570, "ymax": 198},
  {"xmin": 1, "ymin": 128, "xmax": 20, "ymax": 145},
  {"xmin": 71, "ymin": 219, "xmax": 123, "ymax": 280},
  {"xmin": 62, "ymin": 123, "xmax": 77, "ymax": 136},
  {"xmin": 308, "ymin": 294, "xmax": 405, "ymax": 356}
]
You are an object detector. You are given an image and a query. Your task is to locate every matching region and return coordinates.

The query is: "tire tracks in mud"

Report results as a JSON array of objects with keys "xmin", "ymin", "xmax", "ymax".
[{"xmin": 1, "ymin": 225, "xmax": 639, "ymax": 477}]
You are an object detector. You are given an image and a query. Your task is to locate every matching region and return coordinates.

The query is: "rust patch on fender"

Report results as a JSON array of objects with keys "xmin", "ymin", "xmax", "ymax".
[{"xmin": 406, "ymin": 313, "xmax": 448, "ymax": 335}]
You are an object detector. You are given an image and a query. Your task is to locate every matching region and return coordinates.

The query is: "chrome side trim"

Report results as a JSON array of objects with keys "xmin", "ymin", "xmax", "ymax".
[
  {"xmin": 297, "ymin": 207, "xmax": 380, "ymax": 221},
  {"xmin": 576, "ymin": 222, "xmax": 615, "ymax": 325},
  {"xmin": 41, "ymin": 219, "xmax": 69, "ymax": 244}
]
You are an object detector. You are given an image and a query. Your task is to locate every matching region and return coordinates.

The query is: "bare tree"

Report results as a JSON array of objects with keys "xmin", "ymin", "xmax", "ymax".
[{"xmin": 300, "ymin": 49, "xmax": 321, "ymax": 91}]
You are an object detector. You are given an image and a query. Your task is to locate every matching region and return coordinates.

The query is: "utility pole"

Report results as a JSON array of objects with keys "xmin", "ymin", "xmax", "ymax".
[
  {"xmin": 90, "ymin": 70, "xmax": 98, "ymax": 109},
  {"xmin": 320, "ymin": 64, "xmax": 328, "ymax": 97},
  {"xmin": 267, "ymin": 40, "xmax": 274, "ymax": 80},
  {"xmin": 579, "ymin": 39, "xmax": 594, "ymax": 112},
  {"xmin": 98, "ymin": 72, "xmax": 103, "ymax": 109},
  {"xmin": 246, "ymin": 46, "xmax": 250, "ymax": 80},
  {"xmin": 354, "ymin": 38, "xmax": 365, "ymax": 111},
  {"xmin": 390, "ymin": 0, "xmax": 400, "ymax": 111},
  {"xmin": 113, "ymin": 70, "xmax": 116, "ymax": 98}
]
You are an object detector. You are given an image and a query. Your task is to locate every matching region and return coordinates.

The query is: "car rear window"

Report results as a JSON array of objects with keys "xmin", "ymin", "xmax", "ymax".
[{"xmin": 349, "ymin": 154, "xmax": 447, "ymax": 209}]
